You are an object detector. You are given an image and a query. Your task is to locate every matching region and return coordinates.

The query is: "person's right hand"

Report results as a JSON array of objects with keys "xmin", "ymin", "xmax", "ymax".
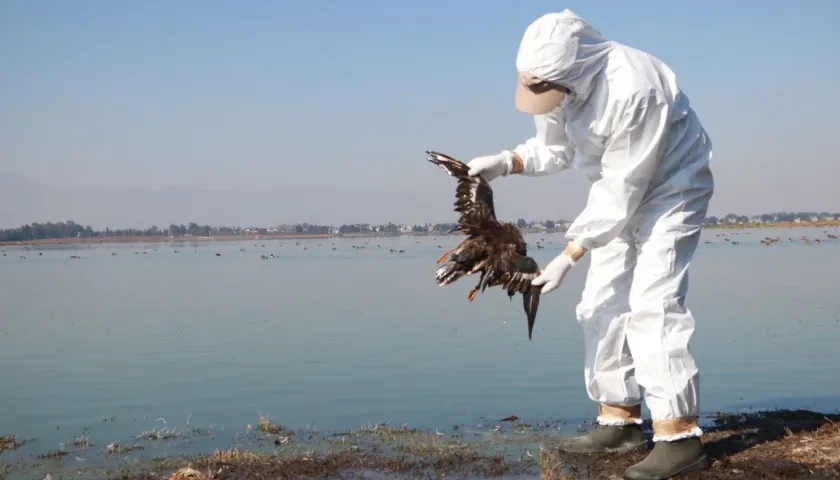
[{"xmin": 467, "ymin": 151, "xmax": 513, "ymax": 183}]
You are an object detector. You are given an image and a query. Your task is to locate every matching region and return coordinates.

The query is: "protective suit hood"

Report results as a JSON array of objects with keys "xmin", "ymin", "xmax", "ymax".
[{"xmin": 515, "ymin": 10, "xmax": 613, "ymax": 104}]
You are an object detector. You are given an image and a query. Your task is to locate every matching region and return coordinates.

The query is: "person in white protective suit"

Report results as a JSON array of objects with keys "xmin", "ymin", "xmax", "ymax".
[{"xmin": 467, "ymin": 10, "xmax": 714, "ymax": 480}]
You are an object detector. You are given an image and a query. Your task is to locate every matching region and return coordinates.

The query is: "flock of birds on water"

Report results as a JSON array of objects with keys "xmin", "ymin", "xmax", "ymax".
[
  {"xmin": 0, "ymin": 230, "xmax": 840, "ymax": 260},
  {"xmin": 0, "ymin": 149, "xmax": 781, "ymax": 341},
  {"xmin": 1, "ymin": 242, "xmax": 415, "ymax": 260},
  {"xmin": 2, "ymin": 229, "xmax": 838, "ymax": 262},
  {"xmin": 704, "ymin": 231, "xmax": 839, "ymax": 246},
  {"xmin": 3, "ymin": 230, "xmax": 838, "ymax": 258},
  {"xmin": 3, "ymin": 149, "xmax": 840, "ymax": 339}
]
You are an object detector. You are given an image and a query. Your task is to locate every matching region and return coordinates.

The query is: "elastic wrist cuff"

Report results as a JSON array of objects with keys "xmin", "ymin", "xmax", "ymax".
[
  {"xmin": 508, "ymin": 151, "xmax": 525, "ymax": 175},
  {"xmin": 564, "ymin": 241, "xmax": 587, "ymax": 263}
]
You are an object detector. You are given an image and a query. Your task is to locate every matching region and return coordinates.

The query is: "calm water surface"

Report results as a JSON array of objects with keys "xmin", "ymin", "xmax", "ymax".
[{"xmin": 1, "ymin": 227, "xmax": 839, "ymax": 472}]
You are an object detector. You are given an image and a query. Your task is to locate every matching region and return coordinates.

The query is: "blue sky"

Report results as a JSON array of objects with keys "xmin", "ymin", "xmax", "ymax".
[{"xmin": 1, "ymin": 0, "xmax": 838, "ymax": 227}]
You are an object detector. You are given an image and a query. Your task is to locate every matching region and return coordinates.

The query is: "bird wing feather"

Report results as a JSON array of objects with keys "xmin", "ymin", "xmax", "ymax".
[
  {"xmin": 426, "ymin": 150, "xmax": 502, "ymax": 239},
  {"xmin": 493, "ymin": 245, "xmax": 541, "ymax": 292}
]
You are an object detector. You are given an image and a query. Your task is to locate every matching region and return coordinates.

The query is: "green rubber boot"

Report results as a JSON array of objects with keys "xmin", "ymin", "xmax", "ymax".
[
  {"xmin": 623, "ymin": 437, "xmax": 709, "ymax": 480},
  {"xmin": 557, "ymin": 423, "xmax": 647, "ymax": 453}
]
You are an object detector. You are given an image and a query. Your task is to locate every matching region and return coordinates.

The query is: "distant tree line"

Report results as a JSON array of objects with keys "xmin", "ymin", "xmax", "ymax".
[
  {"xmin": 2, "ymin": 212, "xmax": 838, "ymax": 242},
  {"xmin": 335, "ymin": 223, "xmax": 461, "ymax": 234},
  {"xmin": 288, "ymin": 223, "xmax": 331, "ymax": 234},
  {"xmin": 0, "ymin": 221, "xmax": 243, "ymax": 242},
  {"xmin": 705, "ymin": 211, "xmax": 840, "ymax": 225},
  {"xmin": 516, "ymin": 218, "xmax": 559, "ymax": 229}
]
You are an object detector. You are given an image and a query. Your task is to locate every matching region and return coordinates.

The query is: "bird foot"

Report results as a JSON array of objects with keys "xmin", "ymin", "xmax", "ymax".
[{"xmin": 467, "ymin": 288, "xmax": 479, "ymax": 302}]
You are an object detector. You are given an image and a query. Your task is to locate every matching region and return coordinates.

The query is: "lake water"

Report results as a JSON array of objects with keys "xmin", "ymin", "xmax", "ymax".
[{"xmin": 1, "ymin": 226, "xmax": 839, "ymax": 476}]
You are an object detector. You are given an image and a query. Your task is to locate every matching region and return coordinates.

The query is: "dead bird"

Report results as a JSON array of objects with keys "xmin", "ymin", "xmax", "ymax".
[{"xmin": 427, "ymin": 150, "xmax": 541, "ymax": 339}]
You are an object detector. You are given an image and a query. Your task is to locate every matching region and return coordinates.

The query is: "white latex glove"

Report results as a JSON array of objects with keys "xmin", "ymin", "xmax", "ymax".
[
  {"xmin": 531, "ymin": 252, "xmax": 576, "ymax": 294},
  {"xmin": 467, "ymin": 151, "xmax": 514, "ymax": 182}
]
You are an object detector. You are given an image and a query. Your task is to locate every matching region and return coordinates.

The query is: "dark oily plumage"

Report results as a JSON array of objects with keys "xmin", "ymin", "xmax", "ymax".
[{"xmin": 426, "ymin": 150, "xmax": 542, "ymax": 340}]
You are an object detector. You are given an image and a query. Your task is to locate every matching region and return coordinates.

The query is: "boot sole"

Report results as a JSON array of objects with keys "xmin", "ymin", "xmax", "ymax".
[
  {"xmin": 558, "ymin": 440, "xmax": 648, "ymax": 454},
  {"xmin": 622, "ymin": 453, "xmax": 710, "ymax": 480}
]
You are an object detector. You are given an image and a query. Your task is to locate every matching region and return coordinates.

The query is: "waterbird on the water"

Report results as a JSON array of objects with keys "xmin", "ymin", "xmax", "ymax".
[{"xmin": 426, "ymin": 150, "xmax": 542, "ymax": 339}]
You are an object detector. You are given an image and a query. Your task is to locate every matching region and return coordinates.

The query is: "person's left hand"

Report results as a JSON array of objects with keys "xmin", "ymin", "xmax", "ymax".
[
  {"xmin": 467, "ymin": 151, "xmax": 513, "ymax": 183},
  {"xmin": 531, "ymin": 252, "xmax": 576, "ymax": 294}
]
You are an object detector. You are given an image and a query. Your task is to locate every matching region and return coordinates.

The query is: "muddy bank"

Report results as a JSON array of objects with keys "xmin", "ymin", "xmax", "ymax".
[
  {"xmin": 0, "ymin": 418, "xmax": 544, "ymax": 480},
  {"xmin": 542, "ymin": 409, "xmax": 840, "ymax": 479},
  {"xmin": 2, "ymin": 409, "xmax": 837, "ymax": 479}
]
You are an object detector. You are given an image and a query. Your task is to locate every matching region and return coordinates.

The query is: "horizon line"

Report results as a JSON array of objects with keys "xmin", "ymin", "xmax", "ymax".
[{"xmin": 2, "ymin": 211, "xmax": 840, "ymax": 232}]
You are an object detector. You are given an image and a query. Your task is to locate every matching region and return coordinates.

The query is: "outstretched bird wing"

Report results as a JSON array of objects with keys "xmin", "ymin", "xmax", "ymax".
[{"xmin": 426, "ymin": 150, "xmax": 501, "ymax": 238}]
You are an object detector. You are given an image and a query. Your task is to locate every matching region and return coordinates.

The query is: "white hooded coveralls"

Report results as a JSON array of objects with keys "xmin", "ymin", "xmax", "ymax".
[{"xmin": 513, "ymin": 11, "xmax": 714, "ymax": 441}]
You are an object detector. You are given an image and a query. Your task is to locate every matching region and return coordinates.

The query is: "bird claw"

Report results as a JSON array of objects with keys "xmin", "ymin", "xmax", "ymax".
[{"xmin": 467, "ymin": 288, "xmax": 478, "ymax": 302}]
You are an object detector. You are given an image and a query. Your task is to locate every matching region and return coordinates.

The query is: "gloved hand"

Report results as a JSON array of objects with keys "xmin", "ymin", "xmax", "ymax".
[
  {"xmin": 531, "ymin": 252, "xmax": 576, "ymax": 294},
  {"xmin": 467, "ymin": 151, "xmax": 514, "ymax": 182}
]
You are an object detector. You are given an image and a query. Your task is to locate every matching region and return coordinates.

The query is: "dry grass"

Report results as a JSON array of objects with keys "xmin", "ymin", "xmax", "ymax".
[
  {"xmin": 72, "ymin": 435, "xmax": 93, "ymax": 449},
  {"xmin": 36, "ymin": 448, "xmax": 67, "ymax": 460},
  {"xmin": 393, "ymin": 435, "xmax": 476, "ymax": 458},
  {"xmin": 149, "ymin": 444, "xmax": 515, "ymax": 479},
  {"xmin": 5, "ymin": 409, "xmax": 839, "ymax": 479},
  {"xmin": 780, "ymin": 417, "xmax": 840, "ymax": 470},
  {"xmin": 540, "ymin": 409, "xmax": 840, "ymax": 479},
  {"xmin": 0, "ymin": 436, "xmax": 22, "ymax": 454},
  {"xmin": 167, "ymin": 467, "xmax": 209, "ymax": 480},
  {"xmin": 106, "ymin": 441, "xmax": 144, "ymax": 455},
  {"xmin": 355, "ymin": 421, "xmax": 420, "ymax": 439},
  {"xmin": 115, "ymin": 425, "xmax": 528, "ymax": 479},
  {"xmin": 137, "ymin": 417, "xmax": 184, "ymax": 441},
  {"xmin": 256, "ymin": 412, "xmax": 289, "ymax": 435}
]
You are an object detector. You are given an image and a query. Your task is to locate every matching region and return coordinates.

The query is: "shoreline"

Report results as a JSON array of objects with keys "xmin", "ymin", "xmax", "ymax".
[
  {"xmin": 0, "ymin": 232, "xmax": 334, "ymax": 247},
  {"xmin": 707, "ymin": 219, "xmax": 840, "ymax": 230},
  {"xmin": 1, "ymin": 408, "xmax": 837, "ymax": 479},
  {"xmin": 2, "ymin": 220, "xmax": 839, "ymax": 247}
]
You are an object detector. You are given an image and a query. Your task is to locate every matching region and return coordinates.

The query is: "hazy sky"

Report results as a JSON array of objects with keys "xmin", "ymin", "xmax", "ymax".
[{"xmin": 1, "ymin": 0, "xmax": 838, "ymax": 228}]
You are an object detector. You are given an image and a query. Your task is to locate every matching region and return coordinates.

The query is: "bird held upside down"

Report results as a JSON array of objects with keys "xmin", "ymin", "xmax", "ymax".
[{"xmin": 426, "ymin": 150, "xmax": 542, "ymax": 339}]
